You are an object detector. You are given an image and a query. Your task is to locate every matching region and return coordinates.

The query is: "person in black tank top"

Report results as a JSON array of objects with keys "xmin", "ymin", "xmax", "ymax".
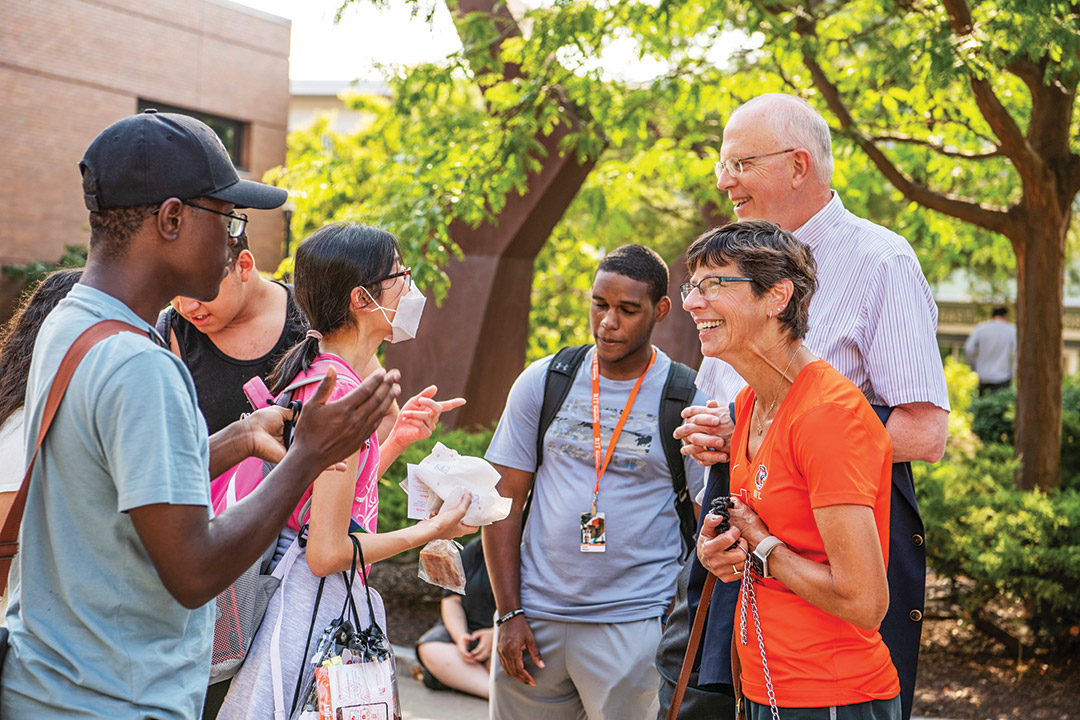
[
  {"xmin": 157, "ymin": 234, "xmax": 308, "ymax": 434},
  {"xmin": 161, "ymin": 287, "xmax": 306, "ymax": 433}
]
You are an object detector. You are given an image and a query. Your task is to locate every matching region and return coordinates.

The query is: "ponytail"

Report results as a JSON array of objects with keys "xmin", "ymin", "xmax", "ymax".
[{"xmin": 268, "ymin": 334, "xmax": 322, "ymax": 395}]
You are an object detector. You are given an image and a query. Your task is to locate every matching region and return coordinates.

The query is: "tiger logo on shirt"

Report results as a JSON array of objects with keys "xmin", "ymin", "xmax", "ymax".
[{"xmin": 754, "ymin": 464, "xmax": 768, "ymax": 500}]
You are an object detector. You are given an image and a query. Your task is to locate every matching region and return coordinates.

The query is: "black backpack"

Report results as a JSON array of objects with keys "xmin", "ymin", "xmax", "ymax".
[{"xmin": 532, "ymin": 344, "xmax": 698, "ymax": 560}]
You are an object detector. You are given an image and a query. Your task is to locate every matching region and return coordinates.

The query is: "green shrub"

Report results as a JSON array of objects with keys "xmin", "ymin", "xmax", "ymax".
[
  {"xmin": 967, "ymin": 375, "xmax": 1080, "ymax": 491},
  {"xmin": 969, "ymin": 386, "xmax": 1015, "ymax": 445},
  {"xmin": 916, "ymin": 359, "xmax": 1080, "ymax": 653},
  {"xmin": 1061, "ymin": 381, "xmax": 1080, "ymax": 491},
  {"xmin": 377, "ymin": 425, "xmax": 496, "ymax": 542},
  {"xmin": 916, "ymin": 448, "xmax": 1080, "ymax": 654},
  {"xmin": 2, "ymin": 244, "xmax": 88, "ymax": 284},
  {"xmin": 942, "ymin": 357, "xmax": 979, "ymax": 453}
]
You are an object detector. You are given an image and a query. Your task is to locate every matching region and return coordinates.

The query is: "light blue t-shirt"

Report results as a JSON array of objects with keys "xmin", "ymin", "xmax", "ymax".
[
  {"xmin": 485, "ymin": 347, "xmax": 708, "ymax": 623},
  {"xmin": 1, "ymin": 285, "xmax": 213, "ymax": 720}
]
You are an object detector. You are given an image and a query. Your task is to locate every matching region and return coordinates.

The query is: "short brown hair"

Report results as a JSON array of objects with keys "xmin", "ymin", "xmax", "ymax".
[
  {"xmin": 227, "ymin": 231, "xmax": 250, "ymax": 268},
  {"xmin": 686, "ymin": 220, "xmax": 817, "ymax": 340}
]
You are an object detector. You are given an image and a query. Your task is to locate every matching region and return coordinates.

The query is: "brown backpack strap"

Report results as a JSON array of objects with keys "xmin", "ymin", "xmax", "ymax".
[
  {"xmin": 0, "ymin": 320, "xmax": 148, "ymax": 595},
  {"xmin": 666, "ymin": 571, "xmax": 718, "ymax": 720}
]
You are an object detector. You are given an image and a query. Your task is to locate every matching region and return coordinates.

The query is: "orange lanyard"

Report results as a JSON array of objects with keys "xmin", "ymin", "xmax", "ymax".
[{"xmin": 590, "ymin": 347, "xmax": 656, "ymax": 513}]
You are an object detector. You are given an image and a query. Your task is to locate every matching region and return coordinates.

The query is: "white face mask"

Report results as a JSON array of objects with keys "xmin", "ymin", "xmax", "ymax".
[{"xmin": 364, "ymin": 284, "xmax": 426, "ymax": 343}]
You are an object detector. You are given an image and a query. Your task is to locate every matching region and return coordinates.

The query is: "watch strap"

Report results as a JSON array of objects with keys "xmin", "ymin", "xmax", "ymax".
[
  {"xmin": 755, "ymin": 535, "xmax": 785, "ymax": 558},
  {"xmin": 752, "ymin": 535, "xmax": 786, "ymax": 578}
]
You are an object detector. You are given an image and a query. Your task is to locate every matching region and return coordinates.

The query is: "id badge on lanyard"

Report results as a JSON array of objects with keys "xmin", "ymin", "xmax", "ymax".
[{"xmin": 580, "ymin": 348, "xmax": 655, "ymax": 552}]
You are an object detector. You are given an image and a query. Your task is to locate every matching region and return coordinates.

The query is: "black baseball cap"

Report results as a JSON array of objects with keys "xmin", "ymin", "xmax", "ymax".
[{"xmin": 79, "ymin": 109, "xmax": 287, "ymax": 211}]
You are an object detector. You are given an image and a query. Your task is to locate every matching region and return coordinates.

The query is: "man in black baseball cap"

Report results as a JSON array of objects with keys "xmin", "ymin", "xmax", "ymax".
[
  {"xmin": 0, "ymin": 111, "xmax": 401, "ymax": 719},
  {"xmin": 80, "ymin": 109, "xmax": 287, "ymax": 211}
]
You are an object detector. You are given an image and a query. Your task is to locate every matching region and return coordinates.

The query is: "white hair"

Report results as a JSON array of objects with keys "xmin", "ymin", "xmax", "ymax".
[{"xmin": 734, "ymin": 94, "xmax": 834, "ymax": 187}]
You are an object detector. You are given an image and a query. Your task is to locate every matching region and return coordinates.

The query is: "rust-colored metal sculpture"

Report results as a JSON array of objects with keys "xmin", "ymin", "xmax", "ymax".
[{"xmin": 384, "ymin": 0, "xmax": 596, "ymax": 430}]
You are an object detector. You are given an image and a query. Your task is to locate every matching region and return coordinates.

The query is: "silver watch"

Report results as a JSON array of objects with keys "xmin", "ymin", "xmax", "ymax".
[{"xmin": 749, "ymin": 536, "xmax": 786, "ymax": 578}]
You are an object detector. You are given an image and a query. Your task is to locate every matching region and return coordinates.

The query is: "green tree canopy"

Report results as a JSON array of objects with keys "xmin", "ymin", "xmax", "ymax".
[{"xmin": 295, "ymin": 0, "xmax": 1079, "ymax": 487}]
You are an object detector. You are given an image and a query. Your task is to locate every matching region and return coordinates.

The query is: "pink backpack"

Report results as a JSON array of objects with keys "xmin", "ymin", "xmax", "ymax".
[
  {"xmin": 208, "ymin": 355, "xmax": 379, "ymax": 682},
  {"xmin": 210, "ymin": 355, "xmax": 379, "ymax": 529}
]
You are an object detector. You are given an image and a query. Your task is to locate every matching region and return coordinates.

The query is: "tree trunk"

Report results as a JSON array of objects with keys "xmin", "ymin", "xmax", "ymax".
[
  {"xmin": 1012, "ymin": 209, "xmax": 1067, "ymax": 491},
  {"xmin": 383, "ymin": 0, "xmax": 598, "ymax": 431}
]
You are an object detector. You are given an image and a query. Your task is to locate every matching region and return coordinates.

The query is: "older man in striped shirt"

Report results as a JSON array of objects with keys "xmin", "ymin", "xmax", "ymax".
[{"xmin": 669, "ymin": 93, "xmax": 949, "ymax": 720}]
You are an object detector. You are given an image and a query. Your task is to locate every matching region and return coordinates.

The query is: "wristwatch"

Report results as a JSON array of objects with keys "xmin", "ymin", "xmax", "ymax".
[{"xmin": 749, "ymin": 536, "xmax": 786, "ymax": 578}]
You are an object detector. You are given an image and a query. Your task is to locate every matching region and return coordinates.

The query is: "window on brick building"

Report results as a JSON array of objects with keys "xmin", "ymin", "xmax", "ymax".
[{"xmin": 136, "ymin": 100, "xmax": 248, "ymax": 170}]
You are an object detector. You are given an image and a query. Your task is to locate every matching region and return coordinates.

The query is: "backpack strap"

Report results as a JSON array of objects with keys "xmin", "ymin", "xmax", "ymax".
[
  {"xmin": 276, "ymin": 357, "xmax": 361, "ymax": 448},
  {"xmin": 279, "ymin": 357, "xmax": 361, "ymax": 397},
  {"xmin": 660, "ymin": 360, "xmax": 699, "ymax": 561},
  {"xmin": 154, "ymin": 307, "xmax": 172, "ymax": 344},
  {"xmin": 522, "ymin": 345, "xmax": 591, "ymax": 531},
  {"xmin": 536, "ymin": 345, "xmax": 591, "ymax": 467},
  {"xmin": 0, "ymin": 319, "xmax": 148, "ymax": 595}
]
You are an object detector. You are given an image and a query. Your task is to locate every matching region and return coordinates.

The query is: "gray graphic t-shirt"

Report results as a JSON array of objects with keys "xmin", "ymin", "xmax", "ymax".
[{"xmin": 485, "ymin": 347, "xmax": 707, "ymax": 623}]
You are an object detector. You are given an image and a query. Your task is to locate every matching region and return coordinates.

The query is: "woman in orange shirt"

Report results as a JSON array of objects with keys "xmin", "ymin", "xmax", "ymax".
[{"xmin": 682, "ymin": 220, "xmax": 900, "ymax": 720}]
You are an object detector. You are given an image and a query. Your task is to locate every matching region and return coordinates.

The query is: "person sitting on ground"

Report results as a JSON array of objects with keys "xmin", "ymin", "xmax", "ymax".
[
  {"xmin": 0, "ymin": 268, "xmax": 82, "ymax": 616},
  {"xmin": 415, "ymin": 535, "xmax": 496, "ymax": 699},
  {"xmin": 686, "ymin": 221, "xmax": 899, "ymax": 720}
]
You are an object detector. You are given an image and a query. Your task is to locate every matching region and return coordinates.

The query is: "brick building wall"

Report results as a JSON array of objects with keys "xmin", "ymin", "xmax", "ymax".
[{"xmin": 0, "ymin": 0, "xmax": 290, "ymax": 316}]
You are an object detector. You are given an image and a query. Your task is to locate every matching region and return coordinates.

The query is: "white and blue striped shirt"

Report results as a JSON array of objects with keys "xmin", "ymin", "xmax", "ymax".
[{"xmin": 698, "ymin": 192, "xmax": 951, "ymax": 411}]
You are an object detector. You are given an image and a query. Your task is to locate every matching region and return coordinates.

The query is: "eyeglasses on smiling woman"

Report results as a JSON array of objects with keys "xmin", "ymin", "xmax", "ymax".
[{"xmin": 680, "ymin": 276, "xmax": 754, "ymax": 302}]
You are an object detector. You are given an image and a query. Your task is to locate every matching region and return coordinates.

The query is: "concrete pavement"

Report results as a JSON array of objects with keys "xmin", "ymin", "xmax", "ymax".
[
  {"xmin": 394, "ymin": 644, "xmax": 953, "ymax": 720},
  {"xmin": 396, "ymin": 644, "xmax": 488, "ymax": 720},
  {"xmin": 399, "ymin": 672, "xmax": 488, "ymax": 720}
]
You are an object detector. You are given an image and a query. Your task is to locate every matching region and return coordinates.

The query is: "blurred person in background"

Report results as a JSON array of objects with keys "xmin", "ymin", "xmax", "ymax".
[
  {"xmin": 0, "ymin": 269, "xmax": 83, "ymax": 616},
  {"xmin": 964, "ymin": 307, "xmax": 1016, "ymax": 395}
]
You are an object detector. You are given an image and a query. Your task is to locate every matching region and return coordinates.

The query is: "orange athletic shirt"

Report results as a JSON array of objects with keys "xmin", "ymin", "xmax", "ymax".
[{"xmin": 730, "ymin": 359, "xmax": 899, "ymax": 708}]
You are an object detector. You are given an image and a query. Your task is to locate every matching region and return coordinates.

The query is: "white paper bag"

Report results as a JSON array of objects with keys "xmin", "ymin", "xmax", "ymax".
[{"xmin": 407, "ymin": 442, "xmax": 511, "ymax": 526}]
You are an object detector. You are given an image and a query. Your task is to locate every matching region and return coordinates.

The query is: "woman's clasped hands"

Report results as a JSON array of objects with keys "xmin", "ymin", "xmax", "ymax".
[{"xmin": 697, "ymin": 496, "xmax": 771, "ymax": 584}]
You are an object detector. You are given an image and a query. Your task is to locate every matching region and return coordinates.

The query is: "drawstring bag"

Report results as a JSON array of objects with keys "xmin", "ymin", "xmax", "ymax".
[
  {"xmin": 210, "ymin": 532, "xmax": 280, "ymax": 684},
  {"xmin": 209, "ymin": 396, "xmax": 304, "ymax": 685},
  {"xmin": 290, "ymin": 535, "xmax": 401, "ymax": 720}
]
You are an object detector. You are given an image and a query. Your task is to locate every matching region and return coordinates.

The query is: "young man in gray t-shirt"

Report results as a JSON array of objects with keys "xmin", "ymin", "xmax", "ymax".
[{"xmin": 483, "ymin": 244, "xmax": 707, "ymax": 720}]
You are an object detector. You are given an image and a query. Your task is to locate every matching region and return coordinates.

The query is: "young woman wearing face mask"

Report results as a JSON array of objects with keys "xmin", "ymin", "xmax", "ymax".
[{"xmin": 216, "ymin": 223, "xmax": 474, "ymax": 720}]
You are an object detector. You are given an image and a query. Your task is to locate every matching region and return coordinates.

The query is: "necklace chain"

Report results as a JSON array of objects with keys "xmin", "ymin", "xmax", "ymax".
[{"xmin": 753, "ymin": 346, "xmax": 801, "ymax": 436}]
